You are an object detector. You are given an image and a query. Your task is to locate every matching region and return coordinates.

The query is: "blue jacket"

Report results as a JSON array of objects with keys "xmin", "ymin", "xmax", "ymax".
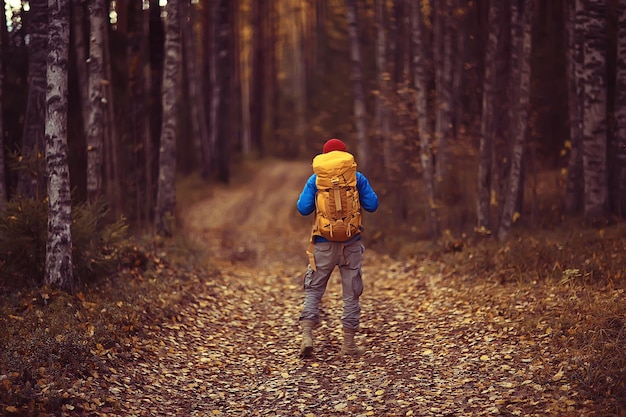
[{"xmin": 297, "ymin": 172, "xmax": 379, "ymax": 242}]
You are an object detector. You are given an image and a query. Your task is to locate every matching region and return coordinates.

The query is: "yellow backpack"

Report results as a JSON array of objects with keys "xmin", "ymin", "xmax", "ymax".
[{"xmin": 311, "ymin": 151, "xmax": 362, "ymax": 241}]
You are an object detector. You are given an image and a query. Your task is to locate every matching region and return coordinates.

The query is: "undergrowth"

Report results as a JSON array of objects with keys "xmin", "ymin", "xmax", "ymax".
[
  {"xmin": 0, "ymin": 197, "xmax": 130, "ymax": 287},
  {"xmin": 430, "ymin": 221, "xmax": 626, "ymax": 414},
  {"xmin": 0, "ymin": 233, "xmax": 218, "ymax": 415}
]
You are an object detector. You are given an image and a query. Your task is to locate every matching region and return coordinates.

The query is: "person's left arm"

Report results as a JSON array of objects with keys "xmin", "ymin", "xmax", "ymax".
[
  {"xmin": 297, "ymin": 174, "xmax": 318, "ymax": 215},
  {"xmin": 356, "ymin": 172, "xmax": 379, "ymax": 212}
]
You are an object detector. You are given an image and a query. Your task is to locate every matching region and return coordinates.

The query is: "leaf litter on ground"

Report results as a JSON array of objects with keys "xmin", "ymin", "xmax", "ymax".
[{"xmin": 1, "ymin": 160, "xmax": 621, "ymax": 416}]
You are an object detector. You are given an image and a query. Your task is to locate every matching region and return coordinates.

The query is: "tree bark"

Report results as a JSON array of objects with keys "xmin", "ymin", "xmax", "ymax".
[
  {"xmin": 290, "ymin": 0, "xmax": 306, "ymax": 158},
  {"xmin": 18, "ymin": 0, "xmax": 48, "ymax": 199},
  {"xmin": 434, "ymin": 0, "xmax": 454, "ymax": 185},
  {"xmin": 582, "ymin": 0, "xmax": 609, "ymax": 218},
  {"xmin": 613, "ymin": 0, "xmax": 626, "ymax": 216},
  {"xmin": 127, "ymin": 0, "xmax": 151, "ymax": 227},
  {"xmin": 149, "ymin": 0, "xmax": 164, "ymax": 190},
  {"xmin": 214, "ymin": 0, "xmax": 232, "ymax": 182},
  {"xmin": 498, "ymin": 0, "xmax": 534, "ymax": 242},
  {"xmin": 564, "ymin": 0, "xmax": 585, "ymax": 213},
  {"xmin": 477, "ymin": 0, "xmax": 506, "ymax": 235},
  {"xmin": 375, "ymin": 0, "xmax": 392, "ymax": 185},
  {"xmin": 249, "ymin": 0, "xmax": 266, "ymax": 157},
  {"xmin": 45, "ymin": 0, "xmax": 74, "ymax": 292},
  {"xmin": 154, "ymin": 0, "xmax": 181, "ymax": 236},
  {"xmin": 182, "ymin": 0, "xmax": 210, "ymax": 178},
  {"xmin": 411, "ymin": 0, "xmax": 438, "ymax": 238},
  {"xmin": 86, "ymin": 0, "xmax": 106, "ymax": 201},
  {"xmin": 345, "ymin": 0, "xmax": 368, "ymax": 171},
  {"xmin": 71, "ymin": 0, "xmax": 89, "ymax": 137},
  {"xmin": 102, "ymin": 14, "xmax": 122, "ymax": 217},
  {"xmin": 0, "ymin": 0, "xmax": 5, "ymax": 209}
]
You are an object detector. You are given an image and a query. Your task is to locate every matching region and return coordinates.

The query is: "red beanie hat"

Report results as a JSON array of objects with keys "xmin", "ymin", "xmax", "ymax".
[{"xmin": 323, "ymin": 138, "xmax": 347, "ymax": 153}]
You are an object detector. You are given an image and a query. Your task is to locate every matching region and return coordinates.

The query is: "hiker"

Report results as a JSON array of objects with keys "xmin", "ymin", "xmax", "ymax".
[{"xmin": 296, "ymin": 138, "xmax": 379, "ymax": 357}]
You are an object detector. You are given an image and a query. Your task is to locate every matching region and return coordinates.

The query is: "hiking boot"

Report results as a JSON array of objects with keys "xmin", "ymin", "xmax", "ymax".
[
  {"xmin": 341, "ymin": 327, "xmax": 365, "ymax": 356},
  {"xmin": 300, "ymin": 320, "xmax": 315, "ymax": 358}
]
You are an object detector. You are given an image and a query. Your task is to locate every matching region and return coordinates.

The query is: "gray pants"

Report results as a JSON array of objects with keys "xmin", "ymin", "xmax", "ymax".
[{"xmin": 299, "ymin": 238, "xmax": 364, "ymax": 330}]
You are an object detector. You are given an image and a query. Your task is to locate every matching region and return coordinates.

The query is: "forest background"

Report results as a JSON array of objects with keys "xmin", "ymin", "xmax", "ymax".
[
  {"xmin": 0, "ymin": 0, "xmax": 625, "ymax": 414},
  {"xmin": 0, "ymin": 0, "xmax": 624, "ymax": 246}
]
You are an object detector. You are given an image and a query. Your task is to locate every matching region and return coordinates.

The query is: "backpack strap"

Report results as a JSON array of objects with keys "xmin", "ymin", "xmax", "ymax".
[{"xmin": 306, "ymin": 240, "xmax": 316, "ymax": 271}]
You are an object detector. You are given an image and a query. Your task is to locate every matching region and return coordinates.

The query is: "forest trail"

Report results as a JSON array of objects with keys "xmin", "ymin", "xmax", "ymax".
[{"xmin": 112, "ymin": 160, "xmax": 596, "ymax": 416}]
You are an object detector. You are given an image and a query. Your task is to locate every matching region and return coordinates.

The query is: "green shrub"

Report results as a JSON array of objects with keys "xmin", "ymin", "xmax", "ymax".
[{"xmin": 0, "ymin": 197, "xmax": 130, "ymax": 287}]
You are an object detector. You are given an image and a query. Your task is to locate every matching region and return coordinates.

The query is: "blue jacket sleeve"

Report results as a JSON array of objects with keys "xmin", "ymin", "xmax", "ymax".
[
  {"xmin": 297, "ymin": 174, "xmax": 317, "ymax": 215},
  {"xmin": 357, "ymin": 172, "xmax": 379, "ymax": 212}
]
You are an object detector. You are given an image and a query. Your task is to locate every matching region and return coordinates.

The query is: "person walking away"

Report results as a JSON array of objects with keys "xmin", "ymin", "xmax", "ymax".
[{"xmin": 296, "ymin": 138, "xmax": 379, "ymax": 358}]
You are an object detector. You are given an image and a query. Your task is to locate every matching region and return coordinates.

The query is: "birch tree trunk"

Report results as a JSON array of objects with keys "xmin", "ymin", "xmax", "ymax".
[
  {"xmin": 613, "ymin": 0, "xmax": 626, "ymax": 216},
  {"xmin": 477, "ymin": 0, "xmax": 506, "ymax": 235},
  {"xmin": 18, "ymin": 0, "xmax": 48, "ymax": 199},
  {"xmin": 564, "ymin": 0, "xmax": 585, "ymax": 213},
  {"xmin": 45, "ymin": 0, "xmax": 73, "ymax": 291},
  {"xmin": 411, "ymin": 0, "xmax": 438, "ymax": 238},
  {"xmin": 86, "ymin": 0, "xmax": 105, "ymax": 201},
  {"xmin": 154, "ymin": 0, "xmax": 181, "ymax": 236},
  {"xmin": 345, "ymin": 0, "xmax": 368, "ymax": 171},
  {"xmin": 498, "ymin": 0, "xmax": 534, "ymax": 242},
  {"xmin": 582, "ymin": 0, "xmax": 609, "ymax": 218}
]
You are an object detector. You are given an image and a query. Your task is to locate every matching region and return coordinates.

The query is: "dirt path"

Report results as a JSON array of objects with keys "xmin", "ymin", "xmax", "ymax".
[{"xmin": 111, "ymin": 160, "xmax": 597, "ymax": 416}]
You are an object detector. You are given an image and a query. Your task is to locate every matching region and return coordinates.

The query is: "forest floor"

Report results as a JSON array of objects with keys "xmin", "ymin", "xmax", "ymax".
[{"xmin": 1, "ymin": 159, "xmax": 624, "ymax": 416}]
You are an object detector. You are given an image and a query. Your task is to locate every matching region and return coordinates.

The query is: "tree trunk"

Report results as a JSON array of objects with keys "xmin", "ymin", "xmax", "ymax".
[
  {"xmin": 45, "ymin": 0, "xmax": 73, "ymax": 292},
  {"xmin": 149, "ymin": 0, "xmax": 164, "ymax": 195},
  {"xmin": 477, "ymin": 0, "xmax": 506, "ymax": 235},
  {"xmin": 269, "ymin": 2, "xmax": 279, "ymax": 155},
  {"xmin": 410, "ymin": 0, "xmax": 438, "ymax": 239},
  {"xmin": 18, "ymin": 0, "xmax": 48, "ymax": 199},
  {"xmin": 182, "ymin": 0, "xmax": 210, "ymax": 178},
  {"xmin": 434, "ymin": 0, "xmax": 454, "ymax": 185},
  {"xmin": 498, "ymin": 0, "xmax": 534, "ymax": 242},
  {"xmin": 249, "ymin": 0, "xmax": 266, "ymax": 157},
  {"xmin": 345, "ymin": 0, "xmax": 368, "ymax": 171},
  {"xmin": 86, "ymin": 0, "xmax": 106, "ymax": 201},
  {"xmin": 127, "ymin": 0, "xmax": 151, "ymax": 227},
  {"xmin": 290, "ymin": 0, "xmax": 306, "ymax": 158},
  {"xmin": 103, "ymin": 16, "xmax": 122, "ymax": 217},
  {"xmin": 564, "ymin": 0, "xmax": 585, "ymax": 213},
  {"xmin": 208, "ymin": 0, "xmax": 218, "ymax": 176},
  {"xmin": 375, "ymin": 0, "xmax": 392, "ymax": 185},
  {"xmin": 214, "ymin": 0, "xmax": 232, "ymax": 182},
  {"xmin": 71, "ymin": 0, "xmax": 89, "ymax": 136},
  {"xmin": 451, "ymin": 0, "xmax": 469, "ymax": 133},
  {"xmin": 582, "ymin": 0, "xmax": 609, "ymax": 218},
  {"xmin": 612, "ymin": 0, "xmax": 626, "ymax": 216},
  {"xmin": 154, "ymin": 0, "xmax": 181, "ymax": 236},
  {"xmin": 0, "ymin": 0, "xmax": 5, "ymax": 209}
]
